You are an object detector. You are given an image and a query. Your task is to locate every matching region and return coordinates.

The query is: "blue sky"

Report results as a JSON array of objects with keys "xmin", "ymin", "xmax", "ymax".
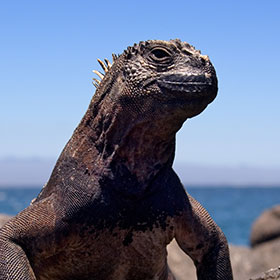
[{"xmin": 1, "ymin": 0, "xmax": 280, "ymax": 168}]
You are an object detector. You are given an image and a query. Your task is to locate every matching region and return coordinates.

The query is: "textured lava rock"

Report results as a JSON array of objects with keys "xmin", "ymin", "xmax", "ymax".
[
  {"xmin": 251, "ymin": 205, "xmax": 280, "ymax": 247},
  {"xmin": 250, "ymin": 267, "xmax": 280, "ymax": 280}
]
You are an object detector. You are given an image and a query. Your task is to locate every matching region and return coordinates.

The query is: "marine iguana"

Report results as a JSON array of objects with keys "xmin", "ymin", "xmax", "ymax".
[{"xmin": 0, "ymin": 39, "xmax": 233, "ymax": 280}]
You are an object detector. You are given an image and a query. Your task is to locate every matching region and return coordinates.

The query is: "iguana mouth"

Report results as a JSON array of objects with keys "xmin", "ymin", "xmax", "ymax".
[
  {"xmin": 161, "ymin": 80, "xmax": 210, "ymax": 85},
  {"xmin": 159, "ymin": 74, "xmax": 214, "ymax": 89},
  {"xmin": 158, "ymin": 74, "xmax": 217, "ymax": 100}
]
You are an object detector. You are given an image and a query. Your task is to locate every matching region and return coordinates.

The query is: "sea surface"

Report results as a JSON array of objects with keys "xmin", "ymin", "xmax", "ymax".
[{"xmin": 0, "ymin": 186, "xmax": 279, "ymax": 246}]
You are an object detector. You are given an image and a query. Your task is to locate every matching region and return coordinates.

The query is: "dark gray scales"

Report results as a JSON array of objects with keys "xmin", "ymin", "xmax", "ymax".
[{"xmin": 0, "ymin": 39, "xmax": 233, "ymax": 279}]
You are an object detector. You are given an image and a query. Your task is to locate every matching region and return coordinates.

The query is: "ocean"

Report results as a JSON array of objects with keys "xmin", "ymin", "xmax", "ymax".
[{"xmin": 0, "ymin": 186, "xmax": 279, "ymax": 246}]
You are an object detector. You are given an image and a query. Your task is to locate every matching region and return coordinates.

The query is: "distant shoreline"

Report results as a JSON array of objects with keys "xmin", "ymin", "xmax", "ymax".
[{"xmin": 1, "ymin": 158, "xmax": 280, "ymax": 186}]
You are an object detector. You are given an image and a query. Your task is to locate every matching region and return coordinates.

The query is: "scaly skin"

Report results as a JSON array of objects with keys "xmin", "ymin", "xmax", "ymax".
[{"xmin": 0, "ymin": 39, "xmax": 233, "ymax": 279}]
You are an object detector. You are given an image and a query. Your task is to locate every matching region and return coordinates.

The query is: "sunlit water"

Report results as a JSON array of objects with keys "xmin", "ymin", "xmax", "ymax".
[{"xmin": 0, "ymin": 186, "xmax": 279, "ymax": 246}]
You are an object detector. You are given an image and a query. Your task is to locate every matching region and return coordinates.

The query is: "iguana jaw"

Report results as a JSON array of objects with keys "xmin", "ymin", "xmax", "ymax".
[
  {"xmin": 157, "ymin": 72, "xmax": 217, "ymax": 115},
  {"xmin": 158, "ymin": 74, "xmax": 216, "ymax": 96}
]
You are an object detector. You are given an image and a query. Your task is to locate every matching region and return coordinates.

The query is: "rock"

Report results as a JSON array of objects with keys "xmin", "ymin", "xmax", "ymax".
[
  {"xmin": 231, "ymin": 238, "xmax": 280, "ymax": 280},
  {"xmin": 229, "ymin": 245, "xmax": 253, "ymax": 280},
  {"xmin": 0, "ymin": 214, "xmax": 12, "ymax": 227},
  {"xmin": 250, "ymin": 267, "xmax": 280, "ymax": 280},
  {"xmin": 251, "ymin": 205, "xmax": 280, "ymax": 247},
  {"xmin": 167, "ymin": 238, "xmax": 280, "ymax": 280},
  {"xmin": 251, "ymin": 237, "xmax": 280, "ymax": 271},
  {"xmin": 167, "ymin": 239, "xmax": 196, "ymax": 279}
]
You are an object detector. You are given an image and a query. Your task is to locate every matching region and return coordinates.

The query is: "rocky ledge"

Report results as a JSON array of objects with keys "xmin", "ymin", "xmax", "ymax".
[{"xmin": 250, "ymin": 267, "xmax": 280, "ymax": 280}]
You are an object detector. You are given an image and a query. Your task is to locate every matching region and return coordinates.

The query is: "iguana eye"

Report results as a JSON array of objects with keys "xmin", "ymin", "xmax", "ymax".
[{"xmin": 149, "ymin": 48, "xmax": 172, "ymax": 63}]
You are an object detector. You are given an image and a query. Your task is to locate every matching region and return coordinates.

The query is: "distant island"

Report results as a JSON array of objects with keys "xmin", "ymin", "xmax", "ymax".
[{"xmin": 0, "ymin": 157, "xmax": 280, "ymax": 187}]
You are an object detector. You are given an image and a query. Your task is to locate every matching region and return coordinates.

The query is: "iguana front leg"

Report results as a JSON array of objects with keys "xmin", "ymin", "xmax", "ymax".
[
  {"xmin": 0, "ymin": 236, "xmax": 36, "ymax": 280},
  {"xmin": 175, "ymin": 194, "xmax": 233, "ymax": 280},
  {"xmin": 0, "ymin": 197, "xmax": 57, "ymax": 280}
]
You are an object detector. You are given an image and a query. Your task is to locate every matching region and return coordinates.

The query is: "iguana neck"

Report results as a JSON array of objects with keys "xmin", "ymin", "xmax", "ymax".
[
  {"xmin": 56, "ymin": 91, "xmax": 180, "ymax": 195},
  {"xmin": 68, "ymin": 106, "xmax": 176, "ymax": 182}
]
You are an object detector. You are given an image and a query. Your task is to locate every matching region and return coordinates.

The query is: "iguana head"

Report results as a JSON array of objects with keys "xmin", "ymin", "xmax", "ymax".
[
  {"xmin": 49, "ymin": 40, "xmax": 218, "ymax": 193},
  {"xmin": 93, "ymin": 39, "xmax": 217, "ymax": 123},
  {"xmin": 42, "ymin": 40, "xmax": 218, "ymax": 197}
]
